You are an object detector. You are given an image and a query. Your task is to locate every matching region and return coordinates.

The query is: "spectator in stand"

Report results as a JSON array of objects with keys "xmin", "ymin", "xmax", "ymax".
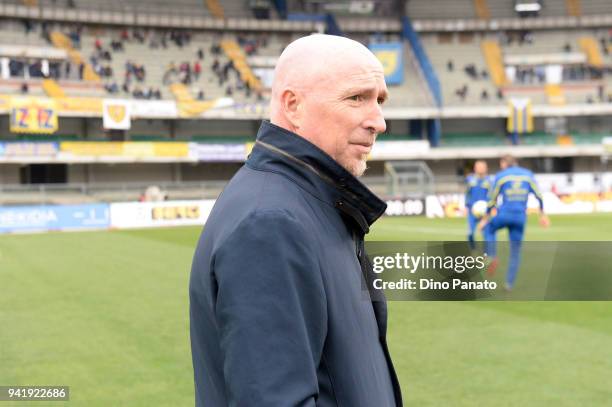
[
  {"xmin": 223, "ymin": 60, "xmax": 233, "ymax": 77},
  {"xmin": 210, "ymin": 43, "xmax": 221, "ymax": 55},
  {"xmin": 132, "ymin": 86, "xmax": 144, "ymax": 98},
  {"xmin": 170, "ymin": 30, "xmax": 191, "ymax": 48},
  {"xmin": 464, "ymin": 64, "xmax": 478, "ymax": 80},
  {"xmin": 197, "ymin": 48, "xmax": 204, "ymax": 60},
  {"xmin": 95, "ymin": 38, "xmax": 102, "ymax": 51},
  {"xmin": 136, "ymin": 30, "xmax": 146, "ymax": 44},
  {"xmin": 447, "ymin": 59, "xmax": 454, "ymax": 72},
  {"xmin": 481, "ymin": 89, "xmax": 489, "ymax": 101},
  {"xmin": 162, "ymin": 62, "xmax": 177, "ymax": 85},
  {"xmin": 111, "ymin": 39, "xmax": 123, "ymax": 51},
  {"xmin": 28, "ymin": 61, "xmax": 43, "ymax": 78},
  {"xmin": 105, "ymin": 81, "xmax": 119, "ymax": 94},
  {"xmin": 9, "ymin": 59, "xmax": 23, "ymax": 77},
  {"xmin": 69, "ymin": 27, "xmax": 81, "ymax": 49},
  {"xmin": 78, "ymin": 62, "xmax": 84, "ymax": 80},
  {"xmin": 49, "ymin": 62, "xmax": 61, "ymax": 79},
  {"xmin": 197, "ymin": 89, "xmax": 205, "ymax": 100},
  {"xmin": 601, "ymin": 37, "xmax": 609, "ymax": 55},
  {"xmin": 456, "ymin": 84, "xmax": 468, "ymax": 101},
  {"xmin": 179, "ymin": 62, "xmax": 191, "ymax": 84},
  {"xmin": 138, "ymin": 64, "xmax": 146, "ymax": 81},
  {"xmin": 21, "ymin": 83, "xmax": 29, "ymax": 94},
  {"xmin": 225, "ymin": 85, "xmax": 233, "ymax": 96},
  {"xmin": 194, "ymin": 61, "xmax": 202, "ymax": 80},
  {"xmin": 149, "ymin": 35, "xmax": 160, "ymax": 49},
  {"xmin": 22, "ymin": 19, "xmax": 33, "ymax": 34},
  {"xmin": 41, "ymin": 21, "xmax": 51, "ymax": 44}
]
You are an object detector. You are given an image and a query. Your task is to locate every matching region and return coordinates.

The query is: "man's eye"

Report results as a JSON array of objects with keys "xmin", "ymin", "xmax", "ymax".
[{"xmin": 348, "ymin": 95, "xmax": 364, "ymax": 102}]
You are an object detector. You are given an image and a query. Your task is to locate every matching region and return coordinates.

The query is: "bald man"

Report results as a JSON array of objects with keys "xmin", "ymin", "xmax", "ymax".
[{"xmin": 189, "ymin": 34, "xmax": 402, "ymax": 406}]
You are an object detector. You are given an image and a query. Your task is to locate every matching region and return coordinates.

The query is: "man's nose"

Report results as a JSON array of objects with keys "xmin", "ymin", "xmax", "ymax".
[{"xmin": 364, "ymin": 102, "xmax": 386, "ymax": 135}]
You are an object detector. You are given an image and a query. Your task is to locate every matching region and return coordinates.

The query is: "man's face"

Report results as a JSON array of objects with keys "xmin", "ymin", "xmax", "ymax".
[
  {"xmin": 297, "ymin": 60, "xmax": 388, "ymax": 177},
  {"xmin": 474, "ymin": 161, "xmax": 488, "ymax": 176}
]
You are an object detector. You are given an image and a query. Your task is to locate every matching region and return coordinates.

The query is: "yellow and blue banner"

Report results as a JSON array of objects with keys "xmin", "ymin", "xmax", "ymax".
[
  {"xmin": 369, "ymin": 42, "xmax": 404, "ymax": 85},
  {"xmin": 10, "ymin": 97, "xmax": 59, "ymax": 134},
  {"xmin": 507, "ymin": 98, "xmax": 533, "ymax": 134},
  {"xmin": 60, "ymin": 141, "xmax": 190, "ymax": 158}
]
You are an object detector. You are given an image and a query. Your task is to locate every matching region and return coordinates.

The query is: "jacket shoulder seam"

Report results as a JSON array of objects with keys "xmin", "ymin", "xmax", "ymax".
[{"xmin": 245, "ymin": 162, "xmax": 337, "ymax": 210}]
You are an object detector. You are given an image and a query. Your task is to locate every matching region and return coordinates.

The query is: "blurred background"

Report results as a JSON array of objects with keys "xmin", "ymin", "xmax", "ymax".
[
  {"xmin": 0, "ymin": 0, "xmax": 611, "ymax": 217},
  {"xmin": 1, "ymin": 1, "xmax": 612, "ymax": 406}
]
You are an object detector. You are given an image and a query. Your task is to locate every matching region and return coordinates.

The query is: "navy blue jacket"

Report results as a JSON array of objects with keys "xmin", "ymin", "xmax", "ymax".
[{"xmin": 189, "ymin": 121, "xmax": 402, "ymax": 406}]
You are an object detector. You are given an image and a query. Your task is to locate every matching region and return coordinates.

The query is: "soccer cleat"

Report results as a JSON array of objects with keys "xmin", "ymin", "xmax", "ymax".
[
  {"xmin": 504, "ymin": 283, "xmax": 513, "ymax": 292},
  {"xmin": 486, "ymin": 258, "xmax": 499, "ymax": 277}
]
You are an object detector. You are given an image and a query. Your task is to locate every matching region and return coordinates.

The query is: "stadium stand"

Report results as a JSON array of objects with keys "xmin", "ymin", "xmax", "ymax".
[
  {"xmin": 406, "ymin": 0, "xmax": 477, "ymax": 20},
  {"xmin": 474, "ymin": 0, "xmax": 490, "ymax": 20},
  {"xmin": 581, "ymin": 0, "xmax": 612, "ymax": 16},
  {"xmin": 1, "ymin": 0, "xmax": 612, "ymax": 205},
  {"xmin": 420, "ymin": 32, "xmax": 499, "ymax": 105},
  {"xmin": 406, "ymin": 0, "xmax": 612, "ymax": 20}
]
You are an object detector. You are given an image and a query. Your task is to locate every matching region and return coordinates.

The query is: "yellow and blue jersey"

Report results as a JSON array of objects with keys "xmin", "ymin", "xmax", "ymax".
[
  {"xmin": 465, "ymin": 174, "xmax": 493, "ymax": 209},
  {"xmin": 487, "ymin": 166, "xmax": 544, "ymax": 215}
]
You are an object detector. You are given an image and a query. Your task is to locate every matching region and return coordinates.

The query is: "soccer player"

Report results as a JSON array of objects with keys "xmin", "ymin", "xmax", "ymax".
[
  {"xmin": 465, "ymin": 160, "xmax": 493, "ymax": 251},
  {"xmin": 478, "ymin": 155, "xmax": 550, "ymax": 290}
]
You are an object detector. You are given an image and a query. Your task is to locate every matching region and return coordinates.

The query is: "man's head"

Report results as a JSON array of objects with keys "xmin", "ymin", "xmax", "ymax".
[
  {"xmin": 500, "ymin": 154, "xmax": 517, "ymax": 170},
  {"xmin": 270, "ymin": 34, "xmax": 388, "ymax": 177},
  {"xmin": 474, "ymin": 160, "xmax": 488, "ymax": 176}
]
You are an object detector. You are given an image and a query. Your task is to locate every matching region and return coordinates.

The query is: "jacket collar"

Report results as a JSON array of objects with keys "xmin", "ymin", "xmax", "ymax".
[{"xmin": 246, "ymin": 121, "xmax": 387, "ymax": 234}]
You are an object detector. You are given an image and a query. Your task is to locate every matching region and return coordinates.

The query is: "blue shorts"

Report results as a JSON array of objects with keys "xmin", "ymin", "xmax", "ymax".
[{"xmin": 485, "ymin": 211, "xmax": 526, "ymax": 242}]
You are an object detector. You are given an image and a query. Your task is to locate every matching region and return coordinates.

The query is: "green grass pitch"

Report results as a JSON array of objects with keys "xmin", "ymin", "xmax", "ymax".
[{"xmin": 1, "ymin": 213, "xmax": 611, "ymax": 406}]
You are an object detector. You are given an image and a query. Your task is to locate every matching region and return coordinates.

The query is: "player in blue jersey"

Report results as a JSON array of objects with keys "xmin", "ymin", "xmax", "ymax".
[
  {"xmin": 478, "ymin": 155, "xmax": 550, "ymax": 290},
  {"xmin": 465, "ymin": 160, "xmax": 493, "ymax": 251}
]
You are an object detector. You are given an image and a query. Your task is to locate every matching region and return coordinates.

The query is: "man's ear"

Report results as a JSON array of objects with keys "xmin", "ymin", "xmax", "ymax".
[{"xmin": 280, "ymin": 88, "xmax": 302, "ymax": 129}]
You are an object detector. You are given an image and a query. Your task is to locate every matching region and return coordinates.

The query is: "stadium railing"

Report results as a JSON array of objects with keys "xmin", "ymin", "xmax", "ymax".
[{"xmin": 0, "ymin": 175, "xmax": 472, "ymax": 206}]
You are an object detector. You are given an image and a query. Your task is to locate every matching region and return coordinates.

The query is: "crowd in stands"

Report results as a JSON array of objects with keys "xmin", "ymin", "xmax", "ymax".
[
  {"xmin": 447, "ymin": 59, "xmax": 501, "ymax": 103},
  {"xmin": 4, "ymin": 20, "xmax": 271, "ymax": 102},
  {"xmin": 5, "ymin": 18, "xmax": 612, "ymax": 105},
  {"xmin": 236, "ymin": 34, "xmax": 267, "ymax": 56},
  {"xmin": 499, "ymin": 30, "xmax": 534, "ymax": 46},
  {"xmin": 89, "ymin": 28, "xmax": 195, "ymax": 99}
]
